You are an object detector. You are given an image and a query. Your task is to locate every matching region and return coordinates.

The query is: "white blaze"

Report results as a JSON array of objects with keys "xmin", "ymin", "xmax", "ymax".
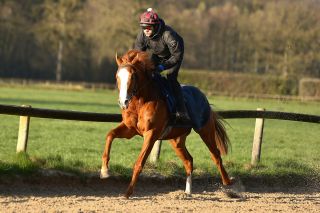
[{"xmin": 117, "ymin": 68, "xmax": 130, "ymax": 106}]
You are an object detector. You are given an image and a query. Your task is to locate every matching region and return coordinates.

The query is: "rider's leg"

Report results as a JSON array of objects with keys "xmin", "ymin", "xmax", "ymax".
[{"xmin": 167, "ymin": 64, "xmax": 190, "ymax": 122}]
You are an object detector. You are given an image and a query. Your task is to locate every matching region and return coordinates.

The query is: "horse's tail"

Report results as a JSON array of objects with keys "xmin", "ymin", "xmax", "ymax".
[{"xmin": 211, "ymin": 110, "xmax": 230, "ymax": 155}]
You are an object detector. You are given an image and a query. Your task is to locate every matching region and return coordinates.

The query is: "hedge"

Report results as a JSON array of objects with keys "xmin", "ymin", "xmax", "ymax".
[
  {"xmin": 179, "ymin": 70, "xmax": 299, "ymax": 96},
  {"xmin": 299, "ymin": 78, "xmax": 320, "ymax": 98}
]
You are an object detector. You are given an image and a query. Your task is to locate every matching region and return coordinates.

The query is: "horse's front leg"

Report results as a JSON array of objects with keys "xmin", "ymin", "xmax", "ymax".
[
  {"xmin": 100, "ymin": 122, "xmax": 136, "ymax": 178},
  {"xmin": 125, "ymin": 129, "xmax": 159, "ymax": 198}
]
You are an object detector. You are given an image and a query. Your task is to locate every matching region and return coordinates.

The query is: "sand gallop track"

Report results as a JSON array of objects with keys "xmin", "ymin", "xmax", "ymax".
[{"xmin": 0, "ymin": 173, "xmax": 319, "ymax": 213}]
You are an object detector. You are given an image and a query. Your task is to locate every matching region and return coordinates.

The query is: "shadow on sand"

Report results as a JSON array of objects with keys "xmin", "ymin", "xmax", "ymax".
[{"xmin": 0, "ymin": 163, "xmax": 319, "ymax": 199}]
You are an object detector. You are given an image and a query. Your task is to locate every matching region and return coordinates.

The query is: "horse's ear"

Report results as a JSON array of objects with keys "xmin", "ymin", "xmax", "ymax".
[
  {"xmin": 115, "ymin": 52, "xmax": 122, "ymax": 66},
  {"xmin": 131, "ymin": 53, "xmax": 139, "ymax": 65}
]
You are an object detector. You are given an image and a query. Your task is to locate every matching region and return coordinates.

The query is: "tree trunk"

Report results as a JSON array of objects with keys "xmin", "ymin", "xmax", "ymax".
[
  {"xmin": 56, "ymin": 40, "xmax": 63, "ymax": 82},
  {"xmin": 254, "ymin": 51, "xmax": 259, "ymax": 73}
]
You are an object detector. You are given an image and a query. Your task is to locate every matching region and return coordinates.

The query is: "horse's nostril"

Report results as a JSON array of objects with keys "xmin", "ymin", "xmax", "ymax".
[{"xmin": 124, "ymin": 100, "xmax": 129, "ymax": 106}]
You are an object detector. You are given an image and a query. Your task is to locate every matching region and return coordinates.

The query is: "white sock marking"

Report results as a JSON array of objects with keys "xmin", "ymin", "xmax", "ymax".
[{"xmin": 185, "ymin": 174, "xmax": 192, "ymax": 194}]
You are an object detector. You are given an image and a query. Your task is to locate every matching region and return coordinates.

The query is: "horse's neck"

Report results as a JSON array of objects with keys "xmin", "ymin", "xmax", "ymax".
[
  {"xmin": 129, "ymin": 82, "xmax": 162, "ymax": 113},
  {"xmin": 140, "ymin": 81, "xmax": 161, "ymax": 100}
]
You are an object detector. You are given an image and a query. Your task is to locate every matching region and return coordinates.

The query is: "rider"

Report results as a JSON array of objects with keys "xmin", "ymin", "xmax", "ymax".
[{"xmin": 134, "ymin": 8, "xmax": 190, "ymax": 123}]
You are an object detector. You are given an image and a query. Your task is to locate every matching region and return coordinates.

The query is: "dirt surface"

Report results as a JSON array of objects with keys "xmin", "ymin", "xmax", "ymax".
[{"xmin": 0, "ymin": 172, "xmax": 319, "ymax": 213}]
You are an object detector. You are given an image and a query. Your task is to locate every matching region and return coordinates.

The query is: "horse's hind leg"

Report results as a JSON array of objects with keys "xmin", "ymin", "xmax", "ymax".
[
  {"xmin": 169, "ymin": 134, "xmax": 193, "ymax": 194},
  {"xmin": 101, "ymin": 122, "xmax": 136, "ymax": 178},
  {"xmin": 199, "ymin": 128, "xmax": 231, "ymax": 186}
]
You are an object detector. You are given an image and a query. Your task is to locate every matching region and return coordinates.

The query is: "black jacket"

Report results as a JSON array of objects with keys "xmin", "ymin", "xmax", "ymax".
[{"xmin": 134, "ymin": 19, "xmax": 184, "ymax": 70}]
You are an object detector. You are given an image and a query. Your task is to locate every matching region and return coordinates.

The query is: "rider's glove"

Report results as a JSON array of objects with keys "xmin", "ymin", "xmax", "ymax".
[{"xmin": 156, "ymin": 64, "xmax": 165, "ymax": 73}]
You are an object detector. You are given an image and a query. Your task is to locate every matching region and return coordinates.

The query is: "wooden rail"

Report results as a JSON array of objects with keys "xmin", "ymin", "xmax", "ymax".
[
  {"xmin": 0, "ymin": 104, "xmax": 122, "ymax": 122},
  {"xmin": 1, "ymin": 104, "xmax": 319, "ymax": 123},
  {"xmin": 0, "ymin": 104, "xmax": 319, "ymax": 165}
]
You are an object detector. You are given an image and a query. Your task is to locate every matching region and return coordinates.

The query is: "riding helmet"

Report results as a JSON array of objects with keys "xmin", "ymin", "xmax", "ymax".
[{"xmin": 139, "ymin": 8, "xmax": 160, "ymax": 27}]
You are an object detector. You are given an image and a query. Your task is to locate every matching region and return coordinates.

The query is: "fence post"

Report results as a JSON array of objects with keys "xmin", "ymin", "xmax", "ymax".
[
  {"xmin": 150, "ymin": 140, "xmax": 162, "ymax": 163},
  {"xmin": 16, "ymin": 105, "xmax": 31, "ymax": 153},
  {"xmin": 251, "ymin": 108, "xmax": 265, "ymax": 165}
]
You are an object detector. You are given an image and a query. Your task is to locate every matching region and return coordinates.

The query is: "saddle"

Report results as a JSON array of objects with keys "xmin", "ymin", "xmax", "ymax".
[{"xmin": 152, "ymin": 73, "xmax": 211, "ymax": 130}]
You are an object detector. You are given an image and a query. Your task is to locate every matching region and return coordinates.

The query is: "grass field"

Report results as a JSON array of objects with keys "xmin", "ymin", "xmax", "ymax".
[{"xmin": 0, "ymin": 85, "xmax": 319, "ymax": 186}]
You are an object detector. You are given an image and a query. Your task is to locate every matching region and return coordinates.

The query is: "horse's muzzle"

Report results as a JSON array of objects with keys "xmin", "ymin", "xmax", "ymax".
[{"xmin": 118, "ymin": 99, "xmax": 129, "ymax": 109}]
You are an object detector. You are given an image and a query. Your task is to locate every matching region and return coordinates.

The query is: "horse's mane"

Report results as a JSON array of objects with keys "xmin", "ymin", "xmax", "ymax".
[{"xmin": 120, "ymin": 50, "xmax": 155, "ymax": 74}]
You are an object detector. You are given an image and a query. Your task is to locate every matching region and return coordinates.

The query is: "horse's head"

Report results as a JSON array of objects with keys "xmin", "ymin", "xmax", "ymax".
[{"xmin": 115, "ymin": 50, "xmax": 155, "ymax": 109}]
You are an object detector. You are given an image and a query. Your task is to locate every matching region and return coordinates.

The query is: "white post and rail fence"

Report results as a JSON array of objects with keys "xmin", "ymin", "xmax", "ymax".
[{"xmin": 0, "ymin": 104, "xmax": 319, "ymax": 165}]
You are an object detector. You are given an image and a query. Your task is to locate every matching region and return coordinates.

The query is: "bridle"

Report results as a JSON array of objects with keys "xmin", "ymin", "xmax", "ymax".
[
  {"xmin": 117, "ymin": 64, "xmax": 137, "ymax": 108},
  {"xmin": 117, "ymin": 64, "xmax": 155, "ymax": 109}
]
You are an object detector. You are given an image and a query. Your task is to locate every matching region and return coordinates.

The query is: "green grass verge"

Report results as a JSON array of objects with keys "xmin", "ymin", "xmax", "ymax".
[{"xmin": 0, "ymin": 86, "xmax": 319, "ymax": 186}]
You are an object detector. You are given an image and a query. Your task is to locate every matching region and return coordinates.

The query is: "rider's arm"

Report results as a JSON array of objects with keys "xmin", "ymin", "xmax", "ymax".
[
  {"xmin": 134, "ymin": 30, "xmax": 147, "ymax": 51},
  {"xmin": 161, "ymin": 30, "xmax": 184, "ymax": 71}
]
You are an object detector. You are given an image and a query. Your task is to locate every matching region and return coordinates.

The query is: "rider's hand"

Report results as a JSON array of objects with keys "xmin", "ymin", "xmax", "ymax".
[{"xmin": 156, "ymin": 64, "xmax": 165, "ymax": 73}]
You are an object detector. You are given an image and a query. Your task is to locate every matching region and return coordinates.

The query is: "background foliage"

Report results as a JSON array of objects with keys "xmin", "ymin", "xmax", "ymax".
[{"xmin": 1, "ymin": 0, "xmax": 320, "ymax": 83}]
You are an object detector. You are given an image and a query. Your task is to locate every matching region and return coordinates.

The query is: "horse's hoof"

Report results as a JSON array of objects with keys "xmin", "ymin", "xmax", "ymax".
[
  {"xmin": 221, "ymin": 177, "xmax": 245, "ymax": 199},
  {"xmin": 222, "ymin": 189, "xmax": 242, "ymax": 199},
  {"xmin": 184, "ymin": 192, "xmax": 192, "ymax": 198},
  {"xmin": 228, "ymin": 177, "xmax": 245, "ymax": 190},
  {"xmin": 184, "ymin": 190, "xmax": 192, "ymax": 195},
  {"xmin": 230, "ymin": 176, "xmax": 236, "ymax": 184},
  {"xmin": 100, "ymin": 169, "xmax": 110, "ymax": 179},
  {"xmin": 125, "ymin": 188, "xmax": 133, "ymax": 199},
  {"xmin": 124, "ymin": 192, "xmax": 132, "ymax": 199},
  {"xmin": 222, "ymin": 177, "xmax": 234, "ymax": 186}
]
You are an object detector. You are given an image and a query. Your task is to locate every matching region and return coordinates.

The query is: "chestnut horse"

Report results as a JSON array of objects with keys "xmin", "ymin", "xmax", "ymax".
[{"xmin": 100, "ymin": 50, "xmax": 232, "ymax": 198}]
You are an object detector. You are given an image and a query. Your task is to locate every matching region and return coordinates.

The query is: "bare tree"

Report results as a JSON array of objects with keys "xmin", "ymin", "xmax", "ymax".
[{"xmin": 33, "ymin": 0, "xmax": 84, "ymax": 81}]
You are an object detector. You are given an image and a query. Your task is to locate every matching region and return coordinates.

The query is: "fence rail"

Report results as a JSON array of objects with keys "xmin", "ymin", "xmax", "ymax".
[
  {"xmin": 0, "ymin": 104, "xmax": 122, "ymax": 122},
  {"xmin": 218, "ymin": 110, "xmax": 320, "ymax": 123},
  {"xmin": 0, "ymin": 104, "xmax": 319, "ymax": 123},
  {"xmin": 0, "ymin": 104, "xmax": 319, "ymax": 165}
]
